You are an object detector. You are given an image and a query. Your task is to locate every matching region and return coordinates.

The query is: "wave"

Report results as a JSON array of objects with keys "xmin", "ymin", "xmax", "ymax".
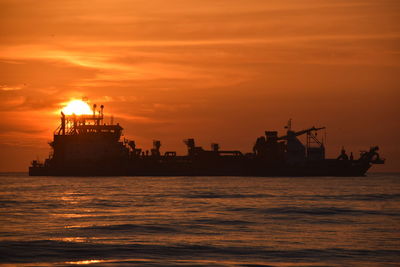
[
  {"xmin": 1, "ymin": 240, "xmax": 399, "ymax": 264},
  {"xmin": 309, "ymin": 193, "xmax": 400, "ymax": 202},
  {"xmin": 193, "ymin": 219, "xmax": 254, "ymax": 226},
  {"xmin": 186, "ymin": 193, "xmax": 272, "ymax": 199},
  {"xmin": 70, "ymin": 223, "xmax": 180, "ymax": 234},
  {"xmin": 228, "ymin": 206, "xmax": 400, "ymax": 217}
]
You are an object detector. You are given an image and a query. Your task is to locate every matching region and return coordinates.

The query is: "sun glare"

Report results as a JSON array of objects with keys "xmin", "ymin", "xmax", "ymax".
[{"xmin": 62, "ymin": 100, "xmax": 92, "ymax": 115}]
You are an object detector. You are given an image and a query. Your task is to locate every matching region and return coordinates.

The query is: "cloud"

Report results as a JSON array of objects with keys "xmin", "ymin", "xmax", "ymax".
[{"xmin": 0, "ymin": 84, "xmax": 25, "ymax": 91}]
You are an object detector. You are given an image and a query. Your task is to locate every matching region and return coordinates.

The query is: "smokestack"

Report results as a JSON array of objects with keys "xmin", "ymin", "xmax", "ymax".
[{"xmin": 61, "ymin": 111, "xmax": 65, "ymax": 135}]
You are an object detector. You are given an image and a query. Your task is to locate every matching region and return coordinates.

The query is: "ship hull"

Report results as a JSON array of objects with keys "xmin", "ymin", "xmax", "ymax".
[{"xmin": 28, "ymin": 159, "xmax": 371, "ymax": 177}]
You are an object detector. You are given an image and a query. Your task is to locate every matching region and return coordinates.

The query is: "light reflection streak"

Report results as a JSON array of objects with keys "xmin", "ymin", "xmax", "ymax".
[
  {"xmin": 64, "ymin": 258, "xmax": 331, "ymax": 266},
  {"xmin": 51, "ymin": 237, "xmax": 93, "ymax": 243},
  {"xmin": 66, "ymin": 259, "xmax": 103, "ymax": 265},
  {"xmin": 65, "ymin": 258, "xmax": 154, "ymax": 265}
]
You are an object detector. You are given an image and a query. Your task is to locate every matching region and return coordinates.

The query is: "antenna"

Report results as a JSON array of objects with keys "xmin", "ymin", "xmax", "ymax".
[
  {"xmin": 284, "ymin": 118, "xmax": 292, "ymax": 131},
  {"xmin": 93, "ymin": 104, "xmax": 97, "ymax": 117},
  {"xmin": 100, "ymin": 105, "xmax": 104, "ymax": 124}
]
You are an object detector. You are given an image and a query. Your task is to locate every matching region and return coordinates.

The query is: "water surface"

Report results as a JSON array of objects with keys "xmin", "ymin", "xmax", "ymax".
[{"xmin": 0, "ymin": 173, "xmax": 399, "ymax": 266}]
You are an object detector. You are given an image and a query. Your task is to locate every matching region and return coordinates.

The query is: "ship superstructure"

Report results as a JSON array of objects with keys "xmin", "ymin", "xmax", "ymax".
[{"xmin": 29, "ymin": 105, "xmax": 384, "ymax": 176}]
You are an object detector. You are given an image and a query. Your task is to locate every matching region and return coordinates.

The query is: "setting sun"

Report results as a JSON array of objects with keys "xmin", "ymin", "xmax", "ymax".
[{"xmin": 62, "ymin": 100, "xmax": 92, "ymax": 115}]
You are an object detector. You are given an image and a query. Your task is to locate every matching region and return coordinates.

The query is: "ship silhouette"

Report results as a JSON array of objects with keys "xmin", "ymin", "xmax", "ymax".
[{"xmin": 29, "ymin": 104, "xmax": 384, "ymax": 176}]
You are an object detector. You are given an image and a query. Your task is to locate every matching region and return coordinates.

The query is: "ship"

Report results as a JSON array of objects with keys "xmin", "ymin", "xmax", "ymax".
[{"xmin": 29, "ymin": 104, "xmax": 385, "ymax": 176}]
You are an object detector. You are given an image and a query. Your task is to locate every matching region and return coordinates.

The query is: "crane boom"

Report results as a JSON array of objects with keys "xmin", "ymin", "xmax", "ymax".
[{"xmin": 277, "ymin": 126, "xmax": 325, "ymax": 140}]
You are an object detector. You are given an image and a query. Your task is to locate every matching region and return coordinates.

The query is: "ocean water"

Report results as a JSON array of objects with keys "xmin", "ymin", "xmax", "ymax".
[{"xmin": 0, "ymin": 173, "xmax": 399, "ymax": 266}]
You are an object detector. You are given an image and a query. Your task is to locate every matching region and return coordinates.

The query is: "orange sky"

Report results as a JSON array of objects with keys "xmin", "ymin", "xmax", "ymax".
[{"xmin": 0, "ymin": 0, "xmax": 399, "ymax": 172}]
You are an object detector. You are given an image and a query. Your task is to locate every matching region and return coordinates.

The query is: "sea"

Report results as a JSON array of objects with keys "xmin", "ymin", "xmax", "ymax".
[{"xmin": 0, "ymin": 173, "xmax": 399, "ymax": 267}]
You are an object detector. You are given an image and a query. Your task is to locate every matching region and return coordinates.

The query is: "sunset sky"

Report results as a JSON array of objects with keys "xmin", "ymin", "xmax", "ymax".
[{"xmin": 0, "ymin": 0, "xmax": 399, "ymax": 171}]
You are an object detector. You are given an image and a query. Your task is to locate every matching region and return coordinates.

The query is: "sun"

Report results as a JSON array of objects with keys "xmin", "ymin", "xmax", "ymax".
[{"xmin": 62, "ymin": 100, "xmax": 92, "ymax": 115}]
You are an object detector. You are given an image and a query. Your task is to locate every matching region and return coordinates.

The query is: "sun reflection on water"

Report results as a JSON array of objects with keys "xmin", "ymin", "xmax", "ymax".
[
  {"xmin": 66, "ymin": 259, "xmax": 104, "ymax": 265},
  {"xmin": 51, "ymin": 237, "xmax": 92, "ymax": 243}
]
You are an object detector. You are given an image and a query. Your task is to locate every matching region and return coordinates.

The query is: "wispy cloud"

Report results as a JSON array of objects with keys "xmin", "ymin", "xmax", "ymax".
[{"xmin": 0, "ymin": 84, "xmax": 25, "ymax": 91}]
